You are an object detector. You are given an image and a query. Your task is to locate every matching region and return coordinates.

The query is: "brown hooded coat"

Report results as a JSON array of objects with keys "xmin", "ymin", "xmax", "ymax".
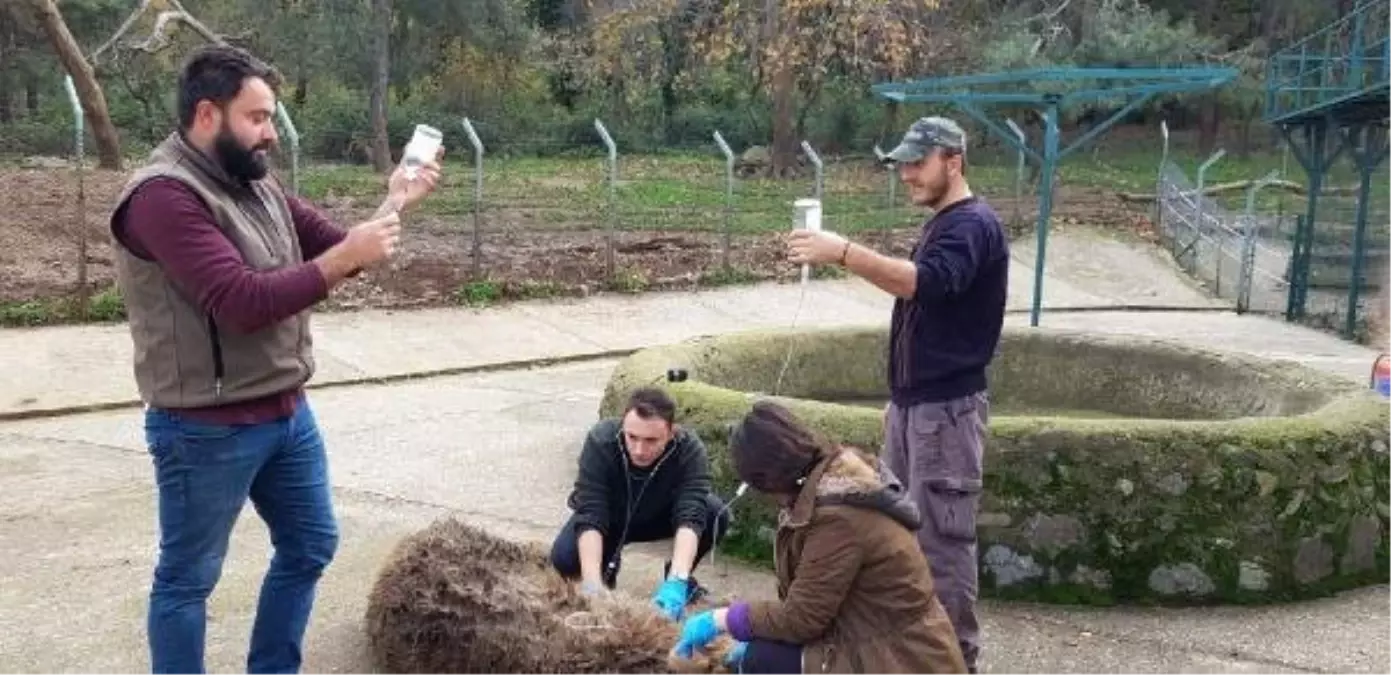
[{"xmin": 745, "ymin": 447, "xmax": 967, "ymax": 674}]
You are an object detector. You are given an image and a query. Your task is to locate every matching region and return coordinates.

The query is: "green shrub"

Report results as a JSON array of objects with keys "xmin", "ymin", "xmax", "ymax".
[{"xmin": 600, "ymin": 326, "xmax": 1390, "ymax": 605}]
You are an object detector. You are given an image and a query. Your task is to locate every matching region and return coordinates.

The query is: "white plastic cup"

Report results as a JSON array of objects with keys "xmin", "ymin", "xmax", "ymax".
[
  {"xmin": 402, "ymin": 124, "xmax": 443, "ymax": 179},
  {"xmin": 793, "ymin": 198, "xmax": 822, "ymax": 283}
]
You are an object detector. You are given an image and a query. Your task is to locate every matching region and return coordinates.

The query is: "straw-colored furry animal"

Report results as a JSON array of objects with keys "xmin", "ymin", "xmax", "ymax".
[{"xmin": 364, "ymin": 518, "xmax": 734, "ymax": 673}]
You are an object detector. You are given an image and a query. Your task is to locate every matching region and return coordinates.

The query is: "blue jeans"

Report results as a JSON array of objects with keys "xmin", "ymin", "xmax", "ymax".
[{"xmin": 144, "ymin": 399, "xmax": 339, "ymax": 674}]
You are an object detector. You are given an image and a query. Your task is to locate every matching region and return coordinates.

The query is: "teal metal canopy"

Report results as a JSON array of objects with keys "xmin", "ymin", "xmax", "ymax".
[{"xmin": 872, "ymin": 66, "xmax": 1238, "ymax": 326}]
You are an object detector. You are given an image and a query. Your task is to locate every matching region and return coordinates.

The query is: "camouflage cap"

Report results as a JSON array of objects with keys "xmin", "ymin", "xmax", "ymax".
[{"xmin": 876, "ymin": 116, "xmax": 967, "ymax": 164}]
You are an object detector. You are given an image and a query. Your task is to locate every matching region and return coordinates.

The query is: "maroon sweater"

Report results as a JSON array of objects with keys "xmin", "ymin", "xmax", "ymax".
[{"xmin": 114, "ymin": 177, "xmax": 347, "ymax": 425}]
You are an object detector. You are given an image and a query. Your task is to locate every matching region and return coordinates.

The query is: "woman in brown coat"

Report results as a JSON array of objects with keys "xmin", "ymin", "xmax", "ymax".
[{"xmin": 672, "ymin": 401, "xmax": 966, "ymax": 673}]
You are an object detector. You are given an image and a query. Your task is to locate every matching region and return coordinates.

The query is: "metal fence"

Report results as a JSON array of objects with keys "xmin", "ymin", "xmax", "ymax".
[
  {"xmin": 1155, "ymin": 158, "xmax": 1294, "ymax": 315},
  {"xmin": 1298, "ymin": 189, "xmax": 1391, "ymax": 342},
  {"xmin": 1155, "ymin": 153, "xmax": 1390, "ymax": 341}
]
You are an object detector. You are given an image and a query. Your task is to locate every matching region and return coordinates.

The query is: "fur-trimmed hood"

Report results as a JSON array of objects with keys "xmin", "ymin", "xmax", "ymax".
[
  {"xmin": 751, "ymin": 448, "xmax": 967, "ymax": 674},
  {"xmin": 781, "ymin": 447, "xmax": 922, "ymax": 531}
]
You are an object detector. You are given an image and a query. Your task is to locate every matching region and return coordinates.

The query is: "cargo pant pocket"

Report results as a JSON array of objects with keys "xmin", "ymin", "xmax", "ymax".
[{"xmin": 925, "ymin": 476, "xmax": 982, "ymax": 542}]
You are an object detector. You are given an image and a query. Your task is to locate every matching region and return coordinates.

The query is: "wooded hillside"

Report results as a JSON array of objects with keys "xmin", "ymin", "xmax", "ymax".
[{"xmin": 0, "ymin": 0, "xmax": 1347, "ymax": 170}]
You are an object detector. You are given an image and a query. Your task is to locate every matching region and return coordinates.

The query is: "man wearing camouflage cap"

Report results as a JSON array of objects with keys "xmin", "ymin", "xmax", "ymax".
[{"xmin": 786, "ymin": 116, "xmax": 1008, "ymax": 672}]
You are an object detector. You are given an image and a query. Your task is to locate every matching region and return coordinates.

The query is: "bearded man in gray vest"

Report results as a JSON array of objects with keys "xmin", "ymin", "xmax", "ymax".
[{"xmin": 108, "ymin": 45, "xmax": 443, "ymax": 673}]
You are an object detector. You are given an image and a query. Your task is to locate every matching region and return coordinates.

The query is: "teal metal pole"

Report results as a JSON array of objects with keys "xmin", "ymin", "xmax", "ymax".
[
  {"xmin": 1286, "ymin": 214, "xmax": 1304, "ymax": 319},
  {"xmin": 1155, "ymin": 120, "xmax": 1169, "ymax": 234},
  {"xmin": 1295, "ymin": 124, "xmax": 1327, "ymax": 320},
  {"xmin": 1347, "ymin": 163, "xmax": 1373, "ymax": 337},
  {"xmin": 1030, "ymin": 99, "xmax": 1060, "ymax": 327},
  {"xmin": 1344, "ymin": 124, "xmax": 1389, "ymax": 338},
  {"xmin": 1351, "ymin": 5, "xmax": 1367, "ymax": 89},
  {"xmin": 1284, "ymin": 119, "xmax": 1349, "ymax": 320}
]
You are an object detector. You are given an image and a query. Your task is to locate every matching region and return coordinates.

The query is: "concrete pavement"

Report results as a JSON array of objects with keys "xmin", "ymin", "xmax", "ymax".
[
  {"xmin": 1, "ymin": 224, "xmax": 1235, "ymax": 418},
  {"xmin": 1, "ymin": 357, "xmax": 1386, "ymax": 674},
  {"xmin": 0, "ymin": 226, "xmax": 1386, "ymax": 673},
  {"xmin": 1, "ymin": 278, "xmax": 1373, "ymax": 420}
]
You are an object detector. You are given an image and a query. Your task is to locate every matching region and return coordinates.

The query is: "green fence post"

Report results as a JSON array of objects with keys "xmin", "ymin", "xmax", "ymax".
[
  {"xmin": 713, "ymin": 131, "xmax": 736, "ymax": 273},
  {"xmin": 461, "ymin": 117, "xmax": 485, "ymax": 280},
  {"xmin": 63, "ymin": 75, "xmax": 89, "ymax": 318},
  {"xmin": 594, "ymin": 119, "xmax": 617, "ymax": 280}
]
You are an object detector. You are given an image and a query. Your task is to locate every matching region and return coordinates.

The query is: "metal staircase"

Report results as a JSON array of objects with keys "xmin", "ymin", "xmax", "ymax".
[{"xmin": 1265, "ymin": 0, "xmax": 1390, "ymax": 125}]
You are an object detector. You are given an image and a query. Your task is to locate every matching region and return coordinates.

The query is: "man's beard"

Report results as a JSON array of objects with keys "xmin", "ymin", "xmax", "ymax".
[
  {"xmin": 214, "ymin": 124, "xmax": 271, "ymax": 182},
  {"xmin": 922, "ymin": 175, "xmax": 951, "ymax": 210},
  {"xmin": 913, "ymin": 176, "xmax": 948, "ymax": 209}
]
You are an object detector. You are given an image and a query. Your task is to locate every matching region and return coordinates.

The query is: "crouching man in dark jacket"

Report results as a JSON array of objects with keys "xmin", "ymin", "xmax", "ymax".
[{"xmin": 550, "ymin": 387, "xmax": 729, "ymax": 621}]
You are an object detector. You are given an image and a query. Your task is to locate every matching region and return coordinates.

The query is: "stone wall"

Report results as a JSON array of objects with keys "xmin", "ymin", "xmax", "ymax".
[{"xmin": 601, "ymin": 325, "xmax": 1390, "ymax": 605}]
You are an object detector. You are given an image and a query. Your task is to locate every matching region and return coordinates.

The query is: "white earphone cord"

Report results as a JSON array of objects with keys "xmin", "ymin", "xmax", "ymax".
[
  {"xmin": 710, "ymin": 483, "xmax": 749, "ymax": 577},
  {"xmin": 772, "ymin": 275, "xmax": 812, "ymax": 396}
]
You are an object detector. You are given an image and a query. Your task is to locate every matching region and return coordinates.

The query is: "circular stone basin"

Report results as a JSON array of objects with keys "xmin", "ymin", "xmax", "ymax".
[{"xmin": 600, "ymin": 326, "xmax": 1389, "ymax": 605}]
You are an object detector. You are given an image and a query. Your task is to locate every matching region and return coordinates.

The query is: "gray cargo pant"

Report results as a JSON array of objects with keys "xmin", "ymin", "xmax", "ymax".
[{"xmin": 884, "ymin": 392, "xmax": 988, "ymax": 672}]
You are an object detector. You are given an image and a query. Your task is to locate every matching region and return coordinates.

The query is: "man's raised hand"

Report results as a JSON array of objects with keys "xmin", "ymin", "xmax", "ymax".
[
  {"xmin": 786, "ymin": 228, "xmax": 850, "ymax": 266},
  {"xmin": 387, "ymin": 146, "xmax": 446, "ymax": 212},
  {"xmin": 313, "ymin": 211, "xmax": 400, "ymax": 287},
  {"xmin": 345, "ymin": 212, "xmax": 402, "ymax": 268}
]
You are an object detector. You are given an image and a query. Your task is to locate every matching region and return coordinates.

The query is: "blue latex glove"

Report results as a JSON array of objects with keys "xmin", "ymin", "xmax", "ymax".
[
  {"xmin": 579, "ymin": 580, "xmax": 605, "ymax": 598},
  {"xmin": 673, "ymin": 610, "xmax": 722, "ymax": 659},
  {"xmin": 724, "ymin": 641, "xmax": 748, "ymax": 669},
  {"xmin": 652, "ymin": 578, "xmax": 689, "ymax": 621}
]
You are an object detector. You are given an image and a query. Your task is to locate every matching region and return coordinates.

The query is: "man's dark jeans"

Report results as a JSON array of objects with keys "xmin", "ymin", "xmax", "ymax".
[
  {"xmin": 550, "ymin": 493, "xmax": 728, "ymax": 587},
  {"xmin": 144, "ymin": 398, "xmax": 339, "ymax": 674}
]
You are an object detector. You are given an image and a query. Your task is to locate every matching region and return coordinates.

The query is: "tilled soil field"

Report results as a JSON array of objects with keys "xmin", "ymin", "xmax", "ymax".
[{"xmin": 0, "ymin": 164, "xmax": 1143, "ymax": 313}]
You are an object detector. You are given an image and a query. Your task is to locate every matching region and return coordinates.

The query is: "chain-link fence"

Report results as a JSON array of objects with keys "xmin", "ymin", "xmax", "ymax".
[
  {"xmin": 15, "ymin": 100, "xmax": 1349, "ymax": 328},
  {"xmin": 271, "ymin": 117, "xmax": 936, "ymax": 288},
  {"xmin": 1155, "ymin": 158, "xmax": 1296, "ymax": 315},
  {"xmin": 1155, "ymin": 154, "xmax": 1390, "ymax": 342}
]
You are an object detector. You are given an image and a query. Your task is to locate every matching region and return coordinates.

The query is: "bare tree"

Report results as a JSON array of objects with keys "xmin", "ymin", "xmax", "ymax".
[
  {"xmin": 368, "ymin": 0, "xmax": 393, "ymax": 173},
  {"xmin": 23, "ymin": 0, "xmax": 123, "ymax": 170},
  {"xmin": 90, "ymin": 0, "xmax": 226, "ymax": 60}
]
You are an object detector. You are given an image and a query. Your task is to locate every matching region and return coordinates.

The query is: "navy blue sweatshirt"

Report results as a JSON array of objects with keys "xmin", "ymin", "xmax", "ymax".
[{"xmin": 888, "ymin": 196, "xmax": 1009, "ymax": 406}]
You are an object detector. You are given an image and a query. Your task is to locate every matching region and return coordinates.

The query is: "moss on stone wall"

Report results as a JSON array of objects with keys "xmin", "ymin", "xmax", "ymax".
[{"xmin": 600, "ymin": 325, "xmax": 1390, "ymax": 605}]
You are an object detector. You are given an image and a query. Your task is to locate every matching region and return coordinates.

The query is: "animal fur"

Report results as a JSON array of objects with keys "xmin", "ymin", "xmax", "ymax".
[{"xmin": 364, "ymin": 518, "xmax": 734, "ymax": 673}]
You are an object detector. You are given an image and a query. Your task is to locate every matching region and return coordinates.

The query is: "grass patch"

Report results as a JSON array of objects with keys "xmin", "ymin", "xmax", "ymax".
[
  {"xmin": 605, "ymin": 267, "xmax": 651, "ymax": 294},
  {"xmin": 0, "ymin": 286, "xmax": 126, "ymax": 327},
  {"xmin": 294, "ymin": 144, "xmax": 1387, "ymax": 235},
  {"xmin": 280, "ymin": 145, "xmax": 1207, "ymax": 229},
  {"xmin": 699, "ymin": 266, "xmax": 761, "ymax": 287},
  {"xmin": 453, "ymin": 277, "xmax": 574, "ymax": 307},
  {"xmin": 452, "ymin": 279, "xmax": 504, "ymax": 307}
]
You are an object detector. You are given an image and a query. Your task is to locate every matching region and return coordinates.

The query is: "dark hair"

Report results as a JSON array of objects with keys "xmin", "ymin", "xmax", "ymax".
[
  {"xmin": 728, "ymin": 400, "xmax": 830, "ymax": 495},
  {"xmin": 624, "ymin": 387, "xmax": 676, "ymax": 425},
  {"xmin": 177, "ymin": 44, "xmax": 281, "ymax": 130},
  {"xmin": 935, "ymin": 146, "xmax": 967, "ymax": 176}
]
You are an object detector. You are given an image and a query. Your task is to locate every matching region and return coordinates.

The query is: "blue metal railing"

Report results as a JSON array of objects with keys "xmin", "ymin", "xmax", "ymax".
[{"xmin": 1265, "ymin": 0, "xmax": 1391, "ymax": 122}]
